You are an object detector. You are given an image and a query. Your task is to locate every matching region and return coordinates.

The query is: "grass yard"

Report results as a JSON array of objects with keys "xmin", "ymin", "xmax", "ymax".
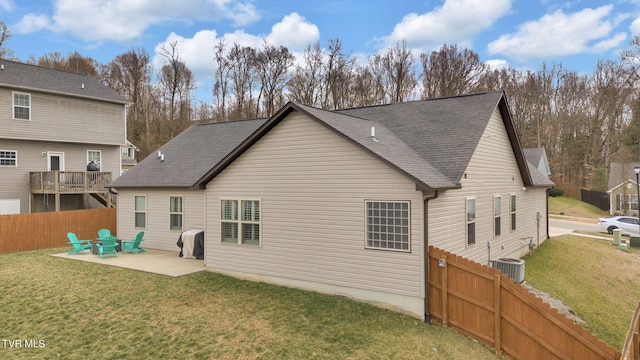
[
  {"xmin": 0, "ymin": 248, "xmax": 504, "ymax": 360},
  {"xmin": 523, "ymin": 235, "xmax": 640, "ymax": 349},
  {"xmin": 548, "ymin": 195, "xmax": 609, "ymax": 219}
]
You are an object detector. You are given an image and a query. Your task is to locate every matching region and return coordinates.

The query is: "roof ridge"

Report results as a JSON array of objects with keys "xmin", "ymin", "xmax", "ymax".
[{"xmin": 0, "ymin": 58, "xmax": 94, "ymax": 77}]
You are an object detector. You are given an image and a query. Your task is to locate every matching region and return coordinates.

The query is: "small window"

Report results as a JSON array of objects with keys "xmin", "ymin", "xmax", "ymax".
[
  {"xmin": 0, "ymin": 150, "xmax": 17, "ymax": 166},
  {"xmin": 134, "ymin": 195, "xmax": 146, "ymax": 228},
  {"xmin": 13, "ymin": 92, "xmax": 30, "ymax": 120},
  {"xmin": 494, "ymin": 196, "xmax": 501, "ymax": 237},
  {"xmin": 221, "ymin": 199, "xmax": 260, "ymax": 246},
  {"xmin": 122, "ymin": 148, "xmax": 130, "ymax": 157},
  {"xmin": 87, "ymin": 150, "xmax": 101, "ymax": 167},
  {"xmin": 170, "ymin": 196, "xmax": 183, "ymax": 230},
  {"xmin": 365, "ymin": 201, "xmax": 410, "ymax": 251},
  {"xmin": 466, "ymin": 198, "xmax": 476, "ymax": 246},
  {"xmin": 510, "ymin": 194, "xmax": 517, "ymax": 231}
]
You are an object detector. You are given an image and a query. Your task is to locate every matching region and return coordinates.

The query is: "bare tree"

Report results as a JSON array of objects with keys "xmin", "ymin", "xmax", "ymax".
[
  {"xmin": 100, "ymin": 48, "xmax": 153, "ymax": 157},
  {"xmin": 0, "ymin": 22, "xmax": 15, "ymax": 59},
  {"xmin": 213, "ymin": 39, "xmax": 230, "ymax": 121},
  {"xmin": 288, "ymin": 42, "xmax": 325, "ymax": 107},
  {"xmin": 227, "ymin": 43, "xmax": 257, "ymax": 119},
  {"xmin": 157, "ymin": 42, "xmax": 195, "ymax": 142},
  {"xmin": 369, "ymin": 41, "xmax": 417, "ymax": 103},
  {"xmin": 420, "ymin": 44, "xmax": 487, "ymax": 98},
  {"xmin": 254, "ymin": 41, "xmax": 294, "ymax": 117},
  {"xmin": 323, "ymin": 39, "xmax": 356, "ymax": 109}
]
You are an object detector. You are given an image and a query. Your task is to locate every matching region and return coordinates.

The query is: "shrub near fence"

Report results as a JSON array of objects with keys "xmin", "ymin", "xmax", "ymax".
[
  {"xmin": 0, "ymin": 208, "xmax": 116, "ymax": 254},
  {"xmin": 428, "ymin": 246, "xmax": 620, "ymax": 360}
]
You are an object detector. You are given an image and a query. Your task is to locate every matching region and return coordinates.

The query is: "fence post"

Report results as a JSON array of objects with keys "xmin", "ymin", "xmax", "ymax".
[
  {"xmin": 494, "ymin": 274, "xmax": 502, "ymax": 355},
  {"xmin": 441, "ymin": 255, "xmax": 448, "ymax": 327}
]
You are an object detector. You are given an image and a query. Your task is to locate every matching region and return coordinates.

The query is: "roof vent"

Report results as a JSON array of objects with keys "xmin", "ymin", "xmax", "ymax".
[
  {"xmin": 81, "ymin": 83, "xmax": 85, "ymax": 89},
  {"xmin": 1, "ymin": 64, "xmax": 4, "ymax": 70},
  {"xmin": 370, "ymin": 126, "xmax": 379, "ymax": 142}
]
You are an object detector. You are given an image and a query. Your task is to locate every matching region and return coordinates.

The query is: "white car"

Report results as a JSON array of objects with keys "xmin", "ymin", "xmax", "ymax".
[{"xmin": 597, "ymin": 216, "xmax": 640, "ymax": 236}]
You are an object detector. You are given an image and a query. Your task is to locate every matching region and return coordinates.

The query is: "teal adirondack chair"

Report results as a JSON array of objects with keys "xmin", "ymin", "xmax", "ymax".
[
  {"xmin": 121, "ymin": 232, "xmax": 146, "ymax": 254},
  {"xmin": 97, "ymin": 228, "xmax": 112, "ymax": 240},
  {"xmin": 95, "ymin": 236, "xmax": 118, "ymax": 258},
  {"xmin": 67, "ymin": 232, "xmax": 92, "ymax": 255}
]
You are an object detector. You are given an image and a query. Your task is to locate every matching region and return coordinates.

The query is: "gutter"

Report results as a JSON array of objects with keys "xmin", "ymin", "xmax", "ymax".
[{"xmin": 423, "ymin": 190, "xmax": 439, "ymax": 323}]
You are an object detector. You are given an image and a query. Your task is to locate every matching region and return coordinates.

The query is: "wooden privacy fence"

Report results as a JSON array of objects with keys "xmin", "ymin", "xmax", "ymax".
[
  {"xmin": 428, "ymin": 246, "xmax": 621, "ymax": 360},
  {"xmin": 0, "ymin": 208, "xmax": 116, "ymax": 254},
  {"xmin": 621, "ymin": 301, "xmax": 640, "ymax": 360}
]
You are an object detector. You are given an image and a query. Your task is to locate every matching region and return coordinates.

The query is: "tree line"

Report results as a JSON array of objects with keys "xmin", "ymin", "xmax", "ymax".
[{"xmin": 2, "ymin": 22, "xmax": 640, "ymax": 192}]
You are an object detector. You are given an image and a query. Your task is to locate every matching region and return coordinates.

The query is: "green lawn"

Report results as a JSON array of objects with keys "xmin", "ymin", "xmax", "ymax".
[
  {"xmin": 523, "ymin": 235, "xmax": 640, "ymax": 349},
  {"xmin": 548, "ymin": 196, "xmax": 609, "ymax": 219},
  {"xmin": 0, "ymin": 248, "xmax": 504, "ymax": 360}
]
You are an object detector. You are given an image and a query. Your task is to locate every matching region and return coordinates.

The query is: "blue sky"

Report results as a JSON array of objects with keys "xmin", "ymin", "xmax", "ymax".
[{"xmin": 2, "ymin": 0, "xmax": 640, "ymax": 102}]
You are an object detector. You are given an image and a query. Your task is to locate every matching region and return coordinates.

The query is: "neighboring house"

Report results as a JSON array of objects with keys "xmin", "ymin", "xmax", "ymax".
[
  {"xmin": 607, "ymin": 162, "xmax": 640, "ymax": 215},
  {"xmin": 121, "ymin": 140, "xmax": 139, "ymax": 174},
  {"xmin": 111, "ymin": 91, "xmax": 554, "ymax": 320},
  {"xmin": 523, "ymin": 147, "xmax": 551, "ymax": 178},
  {"xmin": 0, "ymin": 59, "xmax": 129, "ymax": 214}
]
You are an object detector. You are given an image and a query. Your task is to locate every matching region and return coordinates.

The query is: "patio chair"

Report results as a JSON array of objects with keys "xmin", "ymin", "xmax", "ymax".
[
  {"xmin": 97, "ymin": 228, "xmax": 112, "ymax": 240},
  {"xmin": 121, "ymin": 232, "xmax": 146, "ymax": 254},
  {"xmin": 95, "ymin": 236, "xmax": 118, "ymax": 258},
  {"xmin": 67, "ymin": 232, "xmax": 92, "ymax": 255}
]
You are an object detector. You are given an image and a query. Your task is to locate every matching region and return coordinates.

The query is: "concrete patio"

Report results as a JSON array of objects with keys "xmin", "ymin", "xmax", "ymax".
[{"xmin": 51, "ymin": 249, "xmax": 205, "ymax": 277}]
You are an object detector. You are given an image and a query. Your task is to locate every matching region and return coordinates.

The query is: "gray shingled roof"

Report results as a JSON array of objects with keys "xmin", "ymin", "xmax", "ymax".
[
  {"xmin": 0, "ymin": 59, "xmax": 128, "ymax": 104},
  {"xmin": 336, "ymin": 91, "xmax": 517, "ymax": 185},
  {"xmin": 110, "ymin": 118, "xmax": 267, "ymax": 188},
  {"xmin": 114, "ymin": 91, "xmax": 547, "ymax": 190}
]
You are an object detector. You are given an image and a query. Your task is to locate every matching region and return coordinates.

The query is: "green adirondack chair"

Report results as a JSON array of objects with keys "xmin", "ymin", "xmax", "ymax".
[
  {"xmin": 95, "ymin": 236, "xmax": 118, "ymax": 258},
  {"xmin": 67, "ymin": 232, "xmax": 92, "ymax": 255},
  {"xmin": 121, "ymin": 232, "xmax": 146, "ymax": 254},
  {"xmin": 97, "ymin": 228, "xmax": 112, "ymax": 240}
]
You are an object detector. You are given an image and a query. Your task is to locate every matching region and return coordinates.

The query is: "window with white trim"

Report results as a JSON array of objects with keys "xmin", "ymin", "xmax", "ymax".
[
  {"xmin": 494, "ymin": 195, "xmax": 501, "ymax": 237},
  {"xmin": 466, "ymin": 198, "xmax": 476, "ymax": 246},
  {"xmin": 13, "ymin": 92, "xmax": 30, "ymax": 120},
  {"xmin": 221, "ymin": 199, "xmax": 260, "ymax": 246},
  {"xmin": 510, "ymin": 194, "xmax": 517, "ymax": 231},
  {"xmin": 170, "ymin": 196, "xmax": 183, "ymax": 230},
  {"xmin": 365, "ymin": 201, "xmax": 410, "ymax": 251},
  {"xmin": 134, "ymin": 195, "xmax": 146, "ymax": 228},
  {"xmin": 87, "ymin": 150, "xmax": 101, "ymax": 166},
  {"xmin": 0, "ymin": 150, "xmax": 17, "ymax": 166}
]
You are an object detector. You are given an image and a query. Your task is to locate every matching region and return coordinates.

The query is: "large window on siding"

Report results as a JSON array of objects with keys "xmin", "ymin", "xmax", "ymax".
[
  {"xmin": 221, "ymin": 199, "xmax": 260, "ymax": 246},
  {"xmin": 134, "ymin": 195, "xmax": 146, "ymax": 228},
  {"xmin": 466, "ymin": 198, "xmax": 476, "ymax": 246},
  {"xmin": 13, "ymin": 92, "xmax": 30, "ymax": 120},
  {"xmin": 494, "ymin": 195, "xmax": 501, "ymax": 237},
  {"xmin": 365, "ymin": 201, "xmax": 410, "ymax": 252},
  {"xmin": 0, "ymin": 150, "xmax": 17, "ymax": 166},
  {"xmin": 170, "ymin": 196, "xmax": 183, "ymax": 230}
]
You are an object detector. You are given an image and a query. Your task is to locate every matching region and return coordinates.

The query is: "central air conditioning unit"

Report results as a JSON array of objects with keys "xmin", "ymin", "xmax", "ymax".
[{"xmin": 492, "ymin": 258, "xmax": 525, "ymax": 283}]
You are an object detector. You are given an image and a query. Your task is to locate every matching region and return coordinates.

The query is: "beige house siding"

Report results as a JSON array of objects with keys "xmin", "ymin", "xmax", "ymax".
[
  {"xmin": 116, "ymin": 188, "xmax": 205, "ymax": 251},
  {"xmin": 428, "ymin": 108, "xmax": 549, "ymax": 264},
  {"xmin": 0, "ymin": 138, "xmax": 121, "ymax": 213},
  {"xmin": 609, "ymin": 180, "xmax": 639, "ymax": 216},
  {"xmin": 205, "ymin": 110, "xmax": 426, "ymax": 317},
  {"xmin": 0, "ymin": 88, "xmax": 126, "ymax": 146}
]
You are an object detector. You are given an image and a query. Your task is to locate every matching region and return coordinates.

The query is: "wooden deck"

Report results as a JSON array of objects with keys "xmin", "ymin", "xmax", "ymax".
[{"xmin": 29, "ymin": 171, "xmax": 116, "ymax": 211}]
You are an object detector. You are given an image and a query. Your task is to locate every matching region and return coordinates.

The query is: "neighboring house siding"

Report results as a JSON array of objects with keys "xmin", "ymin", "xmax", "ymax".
[
  {"xmin": 0, "ymin": 138, "xmax": 121, "ymax": 213},
  {"xmin": 429, "ymin": 108, "xmax": 548, "ymax": 264},
  {"xmin": 205, "ymin": 111, "xmax": 425, "ymax": 317},
  {"xmin": 116, "ymin": 188, "xmax": 205, "ymax": 251},
  {"xmin": 609, "ymin": 181, "xmax": 639, "ymax": 216},
  {"xmin": 0, "ymin": 88, "xmax": 125, "ymax": 146}
]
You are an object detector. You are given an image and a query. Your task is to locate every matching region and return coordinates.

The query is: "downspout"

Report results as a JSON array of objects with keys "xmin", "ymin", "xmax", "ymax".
[
  {"xmin": 546, "ymin": 188, "xmax": 551, "ymax": 239},
  {"xmin": 423, "ymin": 190, "xmax": 439, "ymax": 324}
]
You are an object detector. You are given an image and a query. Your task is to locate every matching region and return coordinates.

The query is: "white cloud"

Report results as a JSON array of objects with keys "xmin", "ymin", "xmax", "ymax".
[
  {"xmin": 631, "ymin": 15, "xmax": 640, "ymax": 36},
  {"xmin": 152, "ymin": 12, "xmax": 320, "ymax": 92},
  {"xmin": 16, "ymin": 0, "xmax": 260, "ymax": 42},
  {"xmin": 487, "ymin": 5, "xmax": 626, "ymax": 61},
  {"xmin": 0, "ymin": 0, "xmax": 15, "ymax": 12},
  {"xmin": 14, "ymin": 14, "xmax": 50, "ymax": 33},
  {"xmin": 380, "ymin": 0, "xmax": 512, "ymax": 50},
  {"xmin": 485, "ymin": 59, "xmax": 509, "ymax": 70}
]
